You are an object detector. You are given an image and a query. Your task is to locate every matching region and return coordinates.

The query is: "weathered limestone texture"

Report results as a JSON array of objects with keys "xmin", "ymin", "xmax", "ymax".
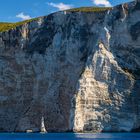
[{"xmin": 0, "ymin": 0, "xmax": 140, "ymax": 132}]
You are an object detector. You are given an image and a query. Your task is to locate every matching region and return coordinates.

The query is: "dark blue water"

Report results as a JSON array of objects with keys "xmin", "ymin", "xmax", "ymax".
[{"xmin": 0, "ymin": 133, "xmax": 140, "ymax": 140}]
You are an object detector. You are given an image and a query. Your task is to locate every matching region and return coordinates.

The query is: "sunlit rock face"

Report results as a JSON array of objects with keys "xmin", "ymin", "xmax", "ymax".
[{"xmin": 0, "ymin": 1, "xmax": 140, "ymax": 132}]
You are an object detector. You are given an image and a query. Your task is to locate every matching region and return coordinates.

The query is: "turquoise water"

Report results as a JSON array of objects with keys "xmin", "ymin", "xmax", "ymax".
[{"xmin": 0, "ymin": 133, "xmax": 140, "ymax": 140}]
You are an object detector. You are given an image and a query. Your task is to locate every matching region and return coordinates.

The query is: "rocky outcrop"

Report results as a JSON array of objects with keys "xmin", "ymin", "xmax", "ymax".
[{"xmin": 0, "ymin": 0, "xmax": 140, "ymax": 132}]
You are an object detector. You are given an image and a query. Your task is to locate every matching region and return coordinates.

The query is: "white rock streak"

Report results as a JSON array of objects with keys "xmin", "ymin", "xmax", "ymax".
[
  {"xmin": 121, "ymin": 4, "xmax": 127, "ymax": 22},
  {"xmin": 104, "ymin": 26, "xmax": 111, "ymax": 47}
]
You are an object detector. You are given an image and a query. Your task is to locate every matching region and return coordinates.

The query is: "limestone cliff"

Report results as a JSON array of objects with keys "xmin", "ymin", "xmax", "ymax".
[{"xmin": 0, "ymin": 0, "xmax": 140, "ymax": 132}]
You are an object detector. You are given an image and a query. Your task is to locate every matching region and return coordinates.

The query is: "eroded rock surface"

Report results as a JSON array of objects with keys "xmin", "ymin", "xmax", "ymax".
[{"xmin": 0, "ymin": 0, "xmax": 140, "ymax": 132}]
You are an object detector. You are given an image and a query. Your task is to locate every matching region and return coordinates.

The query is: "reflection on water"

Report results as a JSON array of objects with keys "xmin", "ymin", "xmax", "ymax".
[{"xmin": 0, "ymin": 133, "xmax": 140, "ymax": 140}]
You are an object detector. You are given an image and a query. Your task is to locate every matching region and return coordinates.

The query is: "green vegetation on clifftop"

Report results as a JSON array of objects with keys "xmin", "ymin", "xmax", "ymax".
[
  {"xmin": 67, "ymin": 7, "xmax": 112, "ymax": 12},
  {"xmin": 0, "ymin": 18, "xmax": 38, "ymax": 32},
  {"xmin": 0, "ymin": 7, "xmax": 112, "ymax": 32}
]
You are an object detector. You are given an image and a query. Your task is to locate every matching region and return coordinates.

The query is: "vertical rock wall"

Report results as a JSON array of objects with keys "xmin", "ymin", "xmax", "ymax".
[{"xmin": 0, "ymin": 1, "xmax": 140, "ymax": 132}]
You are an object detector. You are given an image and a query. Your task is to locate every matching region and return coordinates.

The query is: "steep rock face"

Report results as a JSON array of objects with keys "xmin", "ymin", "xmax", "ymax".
[{"xmin": 0, "ymin": 1, "xmax": 140, "ymax": 132}]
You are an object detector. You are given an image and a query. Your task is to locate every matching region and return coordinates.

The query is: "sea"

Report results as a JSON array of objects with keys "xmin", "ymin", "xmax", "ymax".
[{"xmin": 0, "ymin": 133, "xmax": 140, "ymax": 140}]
